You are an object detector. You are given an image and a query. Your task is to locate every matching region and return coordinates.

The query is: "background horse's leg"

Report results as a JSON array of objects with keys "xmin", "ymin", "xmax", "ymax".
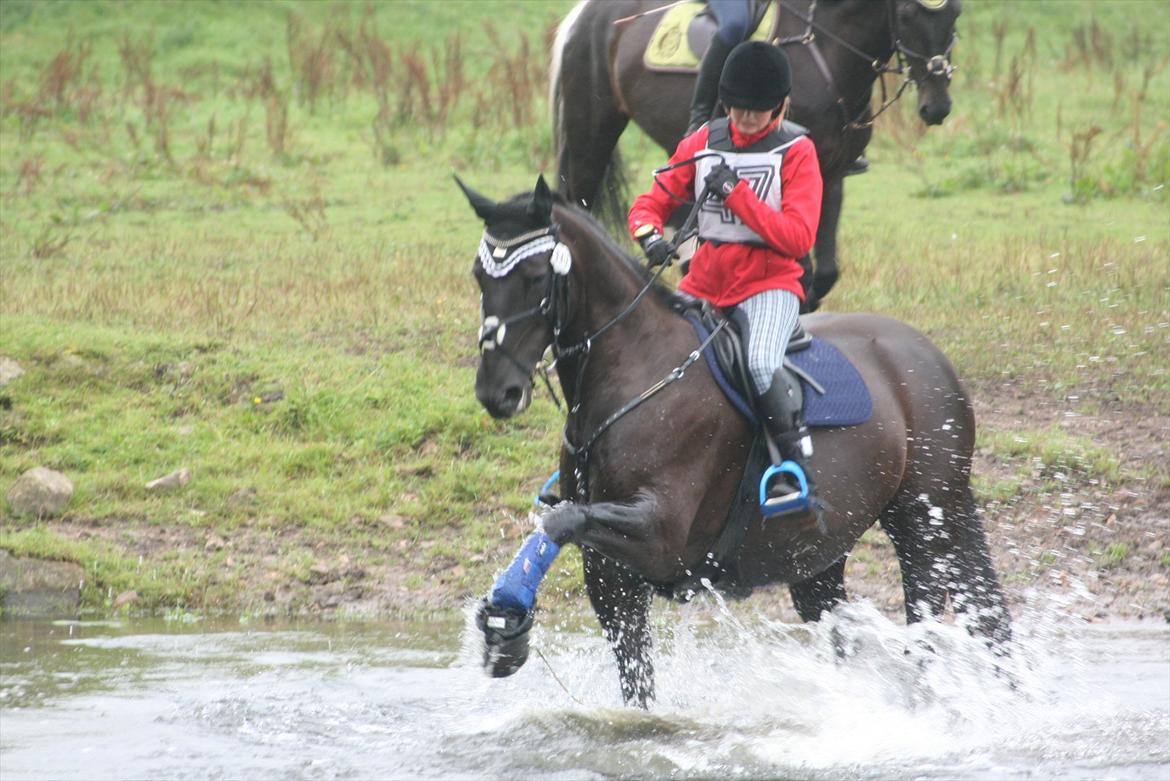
[
  {"xmin": 947, "ymin": 487, "xmax": 1013, "ymax": 646},
  {"xmin": 583, "ymin": 550, "xmax": 655, "ymax": 707},
  {"xmin": 810, "ymin": 175, "xmax": 843, "ymax": 306},
  {"xmin": 788, "ymin": 554, "xmax": 847, "ymax": 622}
]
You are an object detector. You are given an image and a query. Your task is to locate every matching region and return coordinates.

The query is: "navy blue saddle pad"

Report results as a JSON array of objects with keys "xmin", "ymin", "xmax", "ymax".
[{"xmin": 688, "ymin": 318, "xmax": 872, "ymax": 428}]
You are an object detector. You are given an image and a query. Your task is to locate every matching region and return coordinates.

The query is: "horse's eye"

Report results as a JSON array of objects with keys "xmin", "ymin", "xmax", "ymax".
[{"xmin": 521, "ymin": 268, "xmax": 546, "ymax": 292}]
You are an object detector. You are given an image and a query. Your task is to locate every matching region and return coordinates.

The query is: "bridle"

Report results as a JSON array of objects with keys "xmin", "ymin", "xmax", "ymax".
[
  {"xmin": 476, "ymin": 224, "xmax": 573, "ymax": 406},
  {"xmin": 476, "ymin": 221, "xmax": 672, "ymax": 409},
  {"xmin": 475, "ymin": 211, "xmax": 723, "ymax": 500},
  {"xmin": 775, "ymin": 0, "xmax": 957, "ymax": 130}
]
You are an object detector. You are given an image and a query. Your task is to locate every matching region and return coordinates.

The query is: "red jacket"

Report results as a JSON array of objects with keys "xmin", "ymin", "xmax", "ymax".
[{"xmin": 628, "ymin": 119, "xmax": 822, "ymax": 307}]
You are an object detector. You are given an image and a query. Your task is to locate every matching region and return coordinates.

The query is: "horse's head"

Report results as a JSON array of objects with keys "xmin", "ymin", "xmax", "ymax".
[
  {"xmin": 895, "ymin": 0, "xmax": 961, "ymax": 125},
  {"xmin": 457, "ymin": 174, "xmax": 564, "ymax": 419}
]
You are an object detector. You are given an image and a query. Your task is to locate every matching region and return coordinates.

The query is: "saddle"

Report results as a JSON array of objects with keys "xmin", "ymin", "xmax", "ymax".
[
  {"xmin": 644, "ymin": 0, "xmax": 779, "ymax": 73},
  {"xmin": 659, "ymin": 300, "xmax": 872, "ymax": 603},
  {"xmin": 684, "ymin": 300, "xmax": 814, "ymax": 425}
]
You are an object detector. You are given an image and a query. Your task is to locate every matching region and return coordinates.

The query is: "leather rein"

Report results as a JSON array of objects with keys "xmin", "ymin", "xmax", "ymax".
[{"xmin": 478, "ymin": 195, "xmax": 719, "ymax": 501}]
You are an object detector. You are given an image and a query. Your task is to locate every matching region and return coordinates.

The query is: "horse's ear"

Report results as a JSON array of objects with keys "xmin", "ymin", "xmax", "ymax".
[
  {"xmin": 454, "ymin": 174, "xmax": 497, "ymax": 222},
  {"xmin": 529, "ymin": 174, "xmax": 553, "ymax": 222}
]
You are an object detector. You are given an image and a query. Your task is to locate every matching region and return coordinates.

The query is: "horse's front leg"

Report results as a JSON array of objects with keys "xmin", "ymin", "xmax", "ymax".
[
  {"xmin": 541, "ymin": 490, "xmax": 674, "ymax": 579},
  {"xmin": 476, "ymin": 492, "xmax": 668, "ymax": 681},
  {"xmin": 582, "ymin": 548, "xmax": 655, "ymax": 707}
]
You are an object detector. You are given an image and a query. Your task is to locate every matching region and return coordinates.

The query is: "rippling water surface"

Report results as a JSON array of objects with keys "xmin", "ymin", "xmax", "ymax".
[{"xmin": 1, "ymin": 602, "xmax": 1167, "ymax": 780}]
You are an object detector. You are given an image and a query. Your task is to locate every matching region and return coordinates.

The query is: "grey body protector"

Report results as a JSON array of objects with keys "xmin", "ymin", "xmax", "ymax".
[{"xmin": 694, "ymin": 118, "xmax": 808, "ymax": 246}]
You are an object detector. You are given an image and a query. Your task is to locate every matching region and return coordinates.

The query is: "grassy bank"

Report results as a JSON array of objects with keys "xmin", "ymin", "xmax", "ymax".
[{"xmin": 1, "ymin": 0, "xmax": 1167, "ymax": 613}]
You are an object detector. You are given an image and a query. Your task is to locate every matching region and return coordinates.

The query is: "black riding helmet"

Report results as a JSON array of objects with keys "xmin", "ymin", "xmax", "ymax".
[{"xmin": 718, "ymin": 41, "xmax": 792, "ymax": 111}]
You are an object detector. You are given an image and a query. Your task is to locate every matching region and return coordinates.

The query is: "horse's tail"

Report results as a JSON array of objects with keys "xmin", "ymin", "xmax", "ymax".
[
  {"xmin": 549, "ymin": 1, "xmax": 582, "ymax": 196},
  {"xmin": 550, "ymin": 0, "xmax": 630, "ymax": 236},
  {"xmin": 549, "ymin": 2, "xmax": 581, "ymax": 168},
  {"xmin": 591, "ymin": 146, "xmax": 630, "ymax": 238}
]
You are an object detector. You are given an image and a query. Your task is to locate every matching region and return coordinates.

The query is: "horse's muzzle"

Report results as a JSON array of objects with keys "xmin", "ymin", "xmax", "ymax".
[
  {"xmin": 919, "ymin": 100, "xmax": 951, "ymax": 125},
  {"xmin": 476, "ymin": 599, "xmax": 534, "ymax": 677},
  {"xmin": 476, "ymin": 381, "xmax": 532, "ymax": 419}
]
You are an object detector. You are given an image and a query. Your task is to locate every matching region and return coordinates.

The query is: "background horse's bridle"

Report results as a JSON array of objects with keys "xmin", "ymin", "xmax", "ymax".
[{"xmin": 775, "ymin": 0, "xmax": 957, "ymax": 130}]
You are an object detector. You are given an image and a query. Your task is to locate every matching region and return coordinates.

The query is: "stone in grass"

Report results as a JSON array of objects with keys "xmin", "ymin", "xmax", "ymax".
[
  {"xmin": 145, "ymin": 468, "xmax": 191, "ymax": 492},
  {"xmin": 0, "ymin": 357, "xmax": 24, "ymax": 387},
  {"xmin": 6, "ymin": 466, "xmax": 74, "ymax": 518}
]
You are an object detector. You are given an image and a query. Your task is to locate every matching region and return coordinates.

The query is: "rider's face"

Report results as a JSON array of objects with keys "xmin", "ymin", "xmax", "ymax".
[{"xmin": 727, "ymin": 99, "xmax": 787, "ymax": 135}]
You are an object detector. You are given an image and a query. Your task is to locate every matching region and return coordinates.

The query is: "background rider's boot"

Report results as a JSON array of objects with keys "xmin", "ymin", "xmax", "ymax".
[{"xmin": 686, "ymin": 36, "xmax": 734, "ymax": 134}]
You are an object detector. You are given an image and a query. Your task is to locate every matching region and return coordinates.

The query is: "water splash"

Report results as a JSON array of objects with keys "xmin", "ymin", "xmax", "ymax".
[{"xmin": 452, "ymin": 596, "xmax": 1170, "ymax": 780}]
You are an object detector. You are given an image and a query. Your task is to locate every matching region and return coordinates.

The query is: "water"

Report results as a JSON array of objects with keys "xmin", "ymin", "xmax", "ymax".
[{"xmin": 1, "ymin": 603, "xmax": 1167, "ymax": 780}]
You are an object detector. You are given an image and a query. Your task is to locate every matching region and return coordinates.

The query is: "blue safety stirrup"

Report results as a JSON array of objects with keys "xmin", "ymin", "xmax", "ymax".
[{"xmin": 759, "ymin": 460, "xmax": 811, "ymax": 517}]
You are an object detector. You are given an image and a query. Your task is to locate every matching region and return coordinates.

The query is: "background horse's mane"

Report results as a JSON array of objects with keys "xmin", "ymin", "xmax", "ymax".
[{"xmin": 550, "ymin": 191, "xmax": 688, "ymax": 312}]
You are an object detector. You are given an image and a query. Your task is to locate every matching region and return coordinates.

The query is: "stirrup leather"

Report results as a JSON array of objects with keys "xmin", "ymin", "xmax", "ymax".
[{"xmin": 759, "ymin": 460, "xmax": 811, "ymax": 517}]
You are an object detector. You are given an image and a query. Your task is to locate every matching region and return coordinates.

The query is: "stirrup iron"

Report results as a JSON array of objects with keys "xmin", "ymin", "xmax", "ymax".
[{"xmin": 759, "ymin": 460, "xmax": 811, "ymax": 517}]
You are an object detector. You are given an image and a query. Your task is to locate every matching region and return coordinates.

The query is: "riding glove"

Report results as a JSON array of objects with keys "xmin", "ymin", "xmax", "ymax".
[
  {"xmin": 639, "ymin": 230, "xmax": 674, "ymax": 267},
  {"xmin": 704, "ymin": 163, "xmax": 741, "ymax": 200}
]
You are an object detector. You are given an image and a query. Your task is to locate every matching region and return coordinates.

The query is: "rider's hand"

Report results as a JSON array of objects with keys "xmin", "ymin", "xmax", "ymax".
[
  {"xmin": 638, "ymin": 229, "xmax": 674, "ymax": 268},
  {"xmin": 704, "ymin": 163, "xmax": 741, "ymax": 200}
]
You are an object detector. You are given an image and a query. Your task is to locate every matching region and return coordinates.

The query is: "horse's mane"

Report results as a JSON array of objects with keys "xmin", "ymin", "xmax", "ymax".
[{"xmin": 550, "ymin": 192, "xmax": 689, "ymax": 312}]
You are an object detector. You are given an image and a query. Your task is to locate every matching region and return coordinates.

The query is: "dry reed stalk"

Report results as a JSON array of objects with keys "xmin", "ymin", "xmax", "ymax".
[
  {"xmin": 16, "ymin": 157, "xmax": 44, "ymax": 196},
  {"xmin": 41, "ymin": 37, "xmax": 91, "ymax": 110},
  {"xmin": 1068, "ymin": 125, "xmax": 1103, "ymax": 196},
  {"xmin": 116, "ymin": 32, "xmax": 154, "ymax": 105}
]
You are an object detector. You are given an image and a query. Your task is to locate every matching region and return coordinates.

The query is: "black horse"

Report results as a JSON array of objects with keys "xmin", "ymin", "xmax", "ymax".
[
  {"xmin": 551, "ymin": 0, "xmax": 960, "ymax": 309},
  {"xmin": 461, "ymin": 175, "xmax": 1008, "ymax": 707}
]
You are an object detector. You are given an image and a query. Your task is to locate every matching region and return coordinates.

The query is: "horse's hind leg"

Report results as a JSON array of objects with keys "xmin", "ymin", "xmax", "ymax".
[
  {"xmin": 879, "ymin": 495, "xmax": 951, "ymax": 624},
  {"xmin": 881, "ymin": 486, "xmax": 1012, "ymax": 646},
  {"xmin": 582, "ymin": 549, "xmax": 655, "ymax": 707},
  {"xmin": 947, "ymin": 487, "xmax": 1012, "ymax": 645},
  {"xmin": 809, "ymin": 175, "xmax": 844, "ymax": 308},
  {"xmin": 789, "ymin": 555, "xmax": 847, "ymax": 622}
]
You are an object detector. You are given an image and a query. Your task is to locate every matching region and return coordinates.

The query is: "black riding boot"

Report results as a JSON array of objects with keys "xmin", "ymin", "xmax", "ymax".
[
  {"xmin": 686, "ymin": 35, "xmax": 734, "ymax": 134},
  {"xmin": 756, "ymin": 373, "xmax": 818, "ymax": 516}
]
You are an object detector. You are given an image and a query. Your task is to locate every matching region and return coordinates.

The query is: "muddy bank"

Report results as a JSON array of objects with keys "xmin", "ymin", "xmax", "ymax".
[{"xmin": 7, "ymin": 390, "xmax": 1169, "ymax": 623}]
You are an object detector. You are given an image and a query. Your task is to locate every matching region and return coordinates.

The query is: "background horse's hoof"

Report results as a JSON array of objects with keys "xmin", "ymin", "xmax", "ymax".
[{"xmin": 475, "ymin": 598, "xmax": 534, "ymax": 677}]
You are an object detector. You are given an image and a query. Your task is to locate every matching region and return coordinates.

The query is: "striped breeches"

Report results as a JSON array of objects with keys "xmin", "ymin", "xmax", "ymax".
[{"xmin": 734, "ymin": 288, "xmax": 801, "ymax": 396}]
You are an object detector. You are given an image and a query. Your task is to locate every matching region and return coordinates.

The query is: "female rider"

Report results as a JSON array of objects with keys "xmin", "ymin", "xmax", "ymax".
[{"xmin": 628, "ymin": 41, "xmax": 823, "ymax": 516}]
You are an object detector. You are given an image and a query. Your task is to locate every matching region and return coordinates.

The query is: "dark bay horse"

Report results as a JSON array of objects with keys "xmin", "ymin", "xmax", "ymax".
[
  {"xmin": 461, "ymin": 175, "xmax": 1008, "ymax": 707},
  {"xmin": 551, "ymin": 0, "xmax": 960, "ymax": 309}
]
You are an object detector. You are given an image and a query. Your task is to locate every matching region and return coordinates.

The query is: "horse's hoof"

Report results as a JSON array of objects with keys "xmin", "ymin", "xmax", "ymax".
[{"xmin": 475, "ymin": 598, "xmax": 534, "ymax": 678}]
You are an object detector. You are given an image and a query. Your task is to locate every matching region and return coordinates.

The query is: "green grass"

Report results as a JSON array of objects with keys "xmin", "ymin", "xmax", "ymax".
[
  {"xmin": 977, "ymin": 427, "xmax": 1124, "ymax": 486},
  {"xmin": 1099, "ymin": 542, "xmax": 1132, "ymax": 569},
  {"xmin": 1, "ymin": 0, "xmax": 1167, "ymax": 610}
]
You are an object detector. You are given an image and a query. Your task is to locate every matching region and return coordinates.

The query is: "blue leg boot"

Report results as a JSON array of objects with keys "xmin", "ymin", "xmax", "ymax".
[{"xmin": 476, "ymin": 530, "xmax": 560, "ymax": 677}]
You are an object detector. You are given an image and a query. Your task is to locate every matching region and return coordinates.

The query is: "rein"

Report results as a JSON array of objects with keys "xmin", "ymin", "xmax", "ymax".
[
  {"xmin": 775, "ymin": 0, "xmax": 956, "ymax": 130},
  {"xmin": 563, "ymin": 318, "xmax": 728, "ymax": 500},
  {"xmin": 555, "ymin": 187, "xmax": 715, "ymax": 500},
  {"xmin": 479, "ymin": 190, "xmax": 715, "ymax": 502}
]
